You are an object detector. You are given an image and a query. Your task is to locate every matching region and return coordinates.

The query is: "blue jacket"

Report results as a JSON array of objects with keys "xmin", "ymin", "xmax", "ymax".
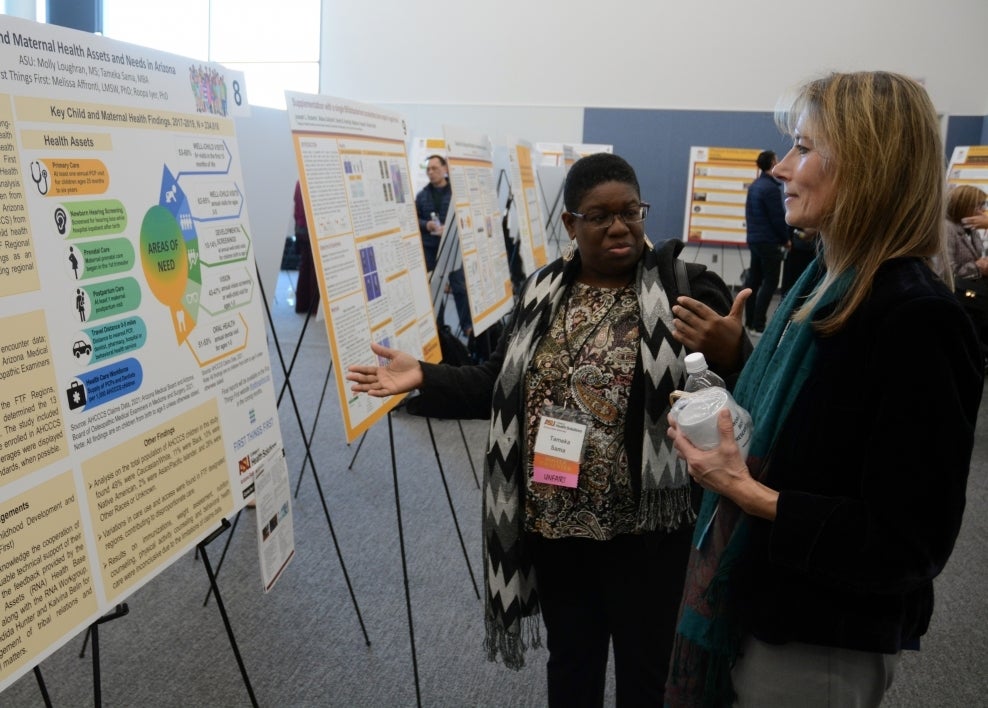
[
  {"xmin": 745, "ymin": 171, "xmax": 789, "ymax": 245},
  {"xmin": 415, "ymin": 182, "xmax": 452, "ymax": 270}
]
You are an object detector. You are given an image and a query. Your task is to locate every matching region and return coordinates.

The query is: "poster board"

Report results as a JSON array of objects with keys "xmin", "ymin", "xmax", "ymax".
[
  {"xmin": 682, "ymin": 146, "xmax": 761, "ymax": 245},
  {"xmin": 443, "ymin": 125, "xmax": 515, "ymax": 335},
  {"xmin": 947, "ymin": 146, "xmax": 988, "ymax": 192},
  {"xmin": 285, "ymin": 92, "xmax": 440, "ymax": 443},
  {"xmin": 505, "ymin": 138, "xmax": 548, "ymax": 274},
  {"xmin": 0, "ymin": 15, "xmax": 291, "ymax": 691},
  {"xmin": 534, "ymin": 142, "xmax": 612, "ymax": 167}
]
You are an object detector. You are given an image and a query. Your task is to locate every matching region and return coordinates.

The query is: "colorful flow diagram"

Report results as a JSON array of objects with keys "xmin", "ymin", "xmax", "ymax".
[{"xmin": 139, "ymin": 138, "xmax": 255, "ymax": 365}]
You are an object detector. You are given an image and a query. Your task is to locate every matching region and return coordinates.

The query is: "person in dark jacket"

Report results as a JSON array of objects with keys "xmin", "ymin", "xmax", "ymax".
[
  {"xmin": 293, "ymin": 180, "xmax": 319, "ymax": 314},
  {"xmin": 415, "ymin": 154, "xmax": 472, "ymax": 335},
  {"xmin": 743, "ymin": 150, "xmax": 790, "ymax": 332},
  {"xmin": 348, "ymin": 153, "xmax": 751, "ymax": 706},
  {"xmin": 666, "ymin": 71, "xmax": 983, "ymax": 708}
]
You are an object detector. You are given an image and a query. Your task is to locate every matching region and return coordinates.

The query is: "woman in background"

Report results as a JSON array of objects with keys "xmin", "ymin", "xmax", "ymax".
[{"xmin": 944, "ymin": 184, "xmax": 988, "ymax": 281}]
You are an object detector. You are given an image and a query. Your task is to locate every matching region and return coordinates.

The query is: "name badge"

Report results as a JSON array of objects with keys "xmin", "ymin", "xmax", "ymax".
[{"xmin": 532, "ymin": 412, "xmax": 587, "ymax": 488}]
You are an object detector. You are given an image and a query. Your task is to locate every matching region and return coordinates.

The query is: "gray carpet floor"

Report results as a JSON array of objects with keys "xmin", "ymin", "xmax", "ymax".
[{"xmin": 1, "ymin": 271, "xmax": 985, "ymax": 707}]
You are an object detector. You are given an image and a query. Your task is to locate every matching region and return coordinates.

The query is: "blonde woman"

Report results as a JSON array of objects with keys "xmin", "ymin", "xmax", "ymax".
[{"xmin": 666, "ymin": 72, "xmax": 982, "ymax": 707}]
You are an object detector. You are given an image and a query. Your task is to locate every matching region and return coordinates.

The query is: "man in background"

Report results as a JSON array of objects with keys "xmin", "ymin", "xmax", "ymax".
[
  {"xmin": 743, "ymin": 150, "xmax": 790, "ymax": 333},
  {"xmin": 415, "ymin": 154, "xmax": 472, "ymax": 336}
]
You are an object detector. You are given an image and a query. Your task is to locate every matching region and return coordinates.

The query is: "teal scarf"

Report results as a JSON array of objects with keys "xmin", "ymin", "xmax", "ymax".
[{"xmin": 666, "ymin": 259, "xmax": 852, "ymax": 707}]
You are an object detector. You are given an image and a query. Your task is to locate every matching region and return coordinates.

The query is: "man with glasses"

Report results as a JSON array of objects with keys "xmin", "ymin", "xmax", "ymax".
[{"xmin": 415, "ymin": 154, "xmax": 472, "ymax": 337}]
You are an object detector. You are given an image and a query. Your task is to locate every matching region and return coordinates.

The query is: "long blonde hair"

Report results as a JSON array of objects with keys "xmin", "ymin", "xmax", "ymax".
[{"xmin": 775, "ymin": 72, "xmax": 946, "ymax": 335}]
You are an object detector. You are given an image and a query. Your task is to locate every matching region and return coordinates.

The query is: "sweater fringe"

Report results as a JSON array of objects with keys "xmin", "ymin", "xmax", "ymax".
[
  {"xmin": 484, "ymin": 614, "xmax": 543, "ymax": 671},
  {"xmin": 639, "ymin": 485, "xmax": 695, "ymax": 531}
]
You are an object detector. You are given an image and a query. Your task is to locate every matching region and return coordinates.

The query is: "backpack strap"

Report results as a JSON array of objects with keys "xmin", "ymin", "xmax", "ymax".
[{"xmin": 673, "ymin": 257, "xmax": 691, "ymax": 299}]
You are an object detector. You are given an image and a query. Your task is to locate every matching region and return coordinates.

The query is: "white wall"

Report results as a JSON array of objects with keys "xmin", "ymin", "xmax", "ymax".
[{"xmin": 322, "ymin": 0, "xmax": 988, "ymax": 115}]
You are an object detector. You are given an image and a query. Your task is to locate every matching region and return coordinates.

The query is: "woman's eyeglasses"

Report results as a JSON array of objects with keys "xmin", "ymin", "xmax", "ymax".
[{"xmin": 570, "ymin": 203, "xmax": 650, "ymax": 230}]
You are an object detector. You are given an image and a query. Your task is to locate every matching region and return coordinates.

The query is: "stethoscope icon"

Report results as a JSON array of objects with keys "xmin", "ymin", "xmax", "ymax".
[{"xmin": 30, "ymin": 160, "xmax": 49, "ymax": 195}]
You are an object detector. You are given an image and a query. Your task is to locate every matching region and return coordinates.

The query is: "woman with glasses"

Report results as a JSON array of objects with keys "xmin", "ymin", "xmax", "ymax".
[
  {"xmin": 666, "ymin": 72, "xmax": 983, "ymax": 707},
  {"xmin": 347, "ymin": 152, "xmax": 749, "ymax": 706}
]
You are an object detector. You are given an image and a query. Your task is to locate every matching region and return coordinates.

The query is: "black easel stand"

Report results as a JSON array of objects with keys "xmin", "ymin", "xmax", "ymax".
[
  {"xmin": 386, "ymin": 412, "xmax": 422, "ymax": 708},
  {"xmin": 347, "ymin": 411, "xmax": 479, "ymax": 594},
  {"xmin": 32, "ymin": 666, "xmax": 52, "ymax": 708},
  {"xmin": 425, "ymin": 417, "xmax": 479, "ymax": 599},
  {"xmin": 202, "ymin": 508, "xmax": 242, "ymax": 606},
  {"xmin": 255, "ymin": 270, "xmax": 371, "ymax": 646},
  {"xmin": 292, "ymin": 358, "xmax": 335, "ymax": 499},
  {"xmin": 89, "ymin": 602, "xmax": 129, "ymax": 708},
  {"xmin": 197, "ymin": 520, "xmax": 258, "ymax": 708}
]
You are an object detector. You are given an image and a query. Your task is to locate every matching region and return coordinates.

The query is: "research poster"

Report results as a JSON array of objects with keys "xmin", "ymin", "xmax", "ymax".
[
  {"xmin": 0, "ymin": 16, "xmax": 291, "ymax": 690},
  {"xmin": 506, "ymin": 138, "xmax": 548, "ymax": 275},
  {"xmin": 534, "ymin": 142, "xmax": 612, "ymax": 167},
  {"xmin": 285, "ymin": 92, "xmax": 440, "ymax": 443},
  {"xmin": 682, "ymin": 146, "xmax": 762, "ymax": 245},
  {"xmin": 947, "ymin": 146, "xmax": 988, "ymax": 193},
  {"xmin": 443, "ymin": 125, "xmax": 514, "ymax": 336}
]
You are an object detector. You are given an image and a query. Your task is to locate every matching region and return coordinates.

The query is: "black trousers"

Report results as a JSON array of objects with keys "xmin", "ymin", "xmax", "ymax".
[
  {"xmin": 528, "ymin": 526, "xmax": 693, "ymax": 707},
  {"xmin": 294, "ymin": 228, "xmax": 320, "ymax": 314},
  {"xmin": 744, "ymin": 242, "xmax": 785, "ymax": 330}
]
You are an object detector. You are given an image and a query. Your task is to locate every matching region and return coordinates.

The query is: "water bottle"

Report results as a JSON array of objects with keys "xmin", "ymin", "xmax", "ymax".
[
  {"xmin": 684, "ymin": 352, "xmax": 725, "ymax": 392},
  {"xmin": 673, "ymin": 352, "xmax": 753, "ymax": 457}
]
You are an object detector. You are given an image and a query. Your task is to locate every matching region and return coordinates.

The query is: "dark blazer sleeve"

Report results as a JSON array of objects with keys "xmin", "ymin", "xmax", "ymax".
[{"xmin": 405, "ymin": 308, "xmax": 516, "ymax": 420}]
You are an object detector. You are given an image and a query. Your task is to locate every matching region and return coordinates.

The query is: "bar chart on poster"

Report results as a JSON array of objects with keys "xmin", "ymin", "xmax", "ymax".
[{"xmin": 0, "ymin": 15, "xmax": 291, "ymax": 690}]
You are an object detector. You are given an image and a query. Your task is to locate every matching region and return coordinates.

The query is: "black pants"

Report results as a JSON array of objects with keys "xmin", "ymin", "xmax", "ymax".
[
  {"xmin": 744, "ymin": 242, "xmax": 785, "ymax": 330},
  {"xmin": 528, "ymin": 526, "xmax": 692, "ymax": 707},
  {"xmin": 294, "ymin": 228, "xmax": 320, "ymax": 314}
]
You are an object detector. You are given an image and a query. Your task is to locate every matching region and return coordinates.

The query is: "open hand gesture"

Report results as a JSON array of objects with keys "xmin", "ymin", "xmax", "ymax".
[{"xmin": 346, "ymin": 342, "xmax": 423, "ymax": 397}]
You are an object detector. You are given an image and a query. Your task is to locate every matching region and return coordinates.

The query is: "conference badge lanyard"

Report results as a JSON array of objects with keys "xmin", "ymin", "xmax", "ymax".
[{"xmin": 532, "ymin": 404, "xmax": 589, "ymax": 488}]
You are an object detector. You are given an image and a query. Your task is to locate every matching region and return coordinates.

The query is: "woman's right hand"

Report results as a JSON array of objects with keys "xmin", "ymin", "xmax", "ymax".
[
  {"xmin": 346, "ymin": 342, "xmax": 424, "ymax": 397},
  {"xmin": 962, "ymin": 212, "xmax": 988, "ymax": 230}
]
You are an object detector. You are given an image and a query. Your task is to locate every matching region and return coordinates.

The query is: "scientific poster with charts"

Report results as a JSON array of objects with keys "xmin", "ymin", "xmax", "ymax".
[
  {"xmin": 506, "ymin": 138, "xmax": 548, "ymax": 274},
  {"xmin": 682, "ymin": 146, "xmax": 762, "ymax": 245},
  {"xmin": 285, "ymin": 92, "xmax": 440, "ymax": 443},
  {"xmin": 443, "ymin": 125, "xmax": 515, "ymax": 335},
  {"xmin": 947, "ymin": 146, "xmax": 988, "ymax": 193},
  {"xmin": 0, "ymin": 15, "xmax": 292, "ymax": 691}
]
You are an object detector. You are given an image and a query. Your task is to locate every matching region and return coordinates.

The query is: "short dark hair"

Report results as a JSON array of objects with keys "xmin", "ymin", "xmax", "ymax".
[
  {"xmin": 426, "ymin": 154, "xmax": 447, "ymax": 167},
  {"xmin": 756, "ymin": 150, "xmax": 776, "ymax": 172},
  {"xmin": 563, "ymin": 153, "xmax": 640, "ymax": 212}
]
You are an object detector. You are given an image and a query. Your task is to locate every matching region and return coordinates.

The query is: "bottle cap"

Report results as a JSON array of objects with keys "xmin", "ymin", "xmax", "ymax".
[{"xmin": 685, "ymin": 352, "xmax": 707, "ymax": 374}]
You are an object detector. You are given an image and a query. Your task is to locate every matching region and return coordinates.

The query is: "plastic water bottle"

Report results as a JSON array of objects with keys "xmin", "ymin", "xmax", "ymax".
[
  {"xmin": 673, "ymin": 352, "xmax": 753, "ymax": 457},
  {"xmin": 684, "ymin": 352, "xmax": 725, "ymax": 392}
]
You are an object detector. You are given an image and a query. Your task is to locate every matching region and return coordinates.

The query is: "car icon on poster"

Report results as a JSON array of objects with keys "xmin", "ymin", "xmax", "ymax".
[{"xmin": 72, "ymin": 340, "xmax": 92, "ymax": 358}]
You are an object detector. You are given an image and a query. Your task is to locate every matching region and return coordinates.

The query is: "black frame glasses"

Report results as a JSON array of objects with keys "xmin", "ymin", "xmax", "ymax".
[{"xmin": 570, "ymin": 202, "xmax": 650, "ymax": 230}]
